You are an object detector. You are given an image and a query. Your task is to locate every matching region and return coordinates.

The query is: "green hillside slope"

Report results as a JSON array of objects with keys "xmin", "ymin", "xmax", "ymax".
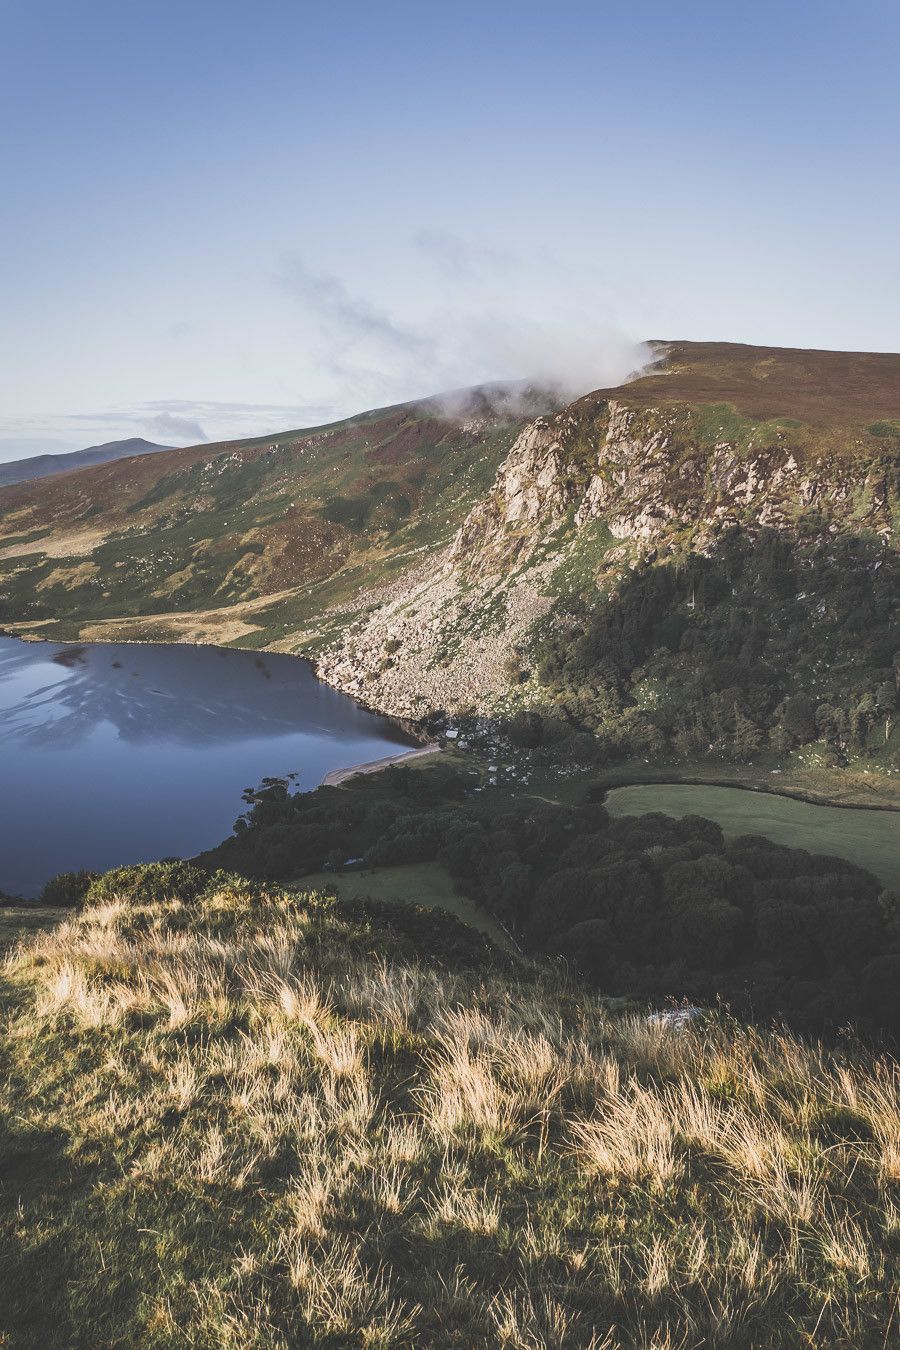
[{"xmin": 0, "ymin": 387, "xmax": 548, "ymax": 651}]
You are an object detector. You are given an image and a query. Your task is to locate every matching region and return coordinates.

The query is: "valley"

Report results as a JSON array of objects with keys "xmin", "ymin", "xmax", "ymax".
[
  {"xmin": 1, "ymin": 340, "xmax": 897, "ymax": 950},
  {"xmin": 6, "ymin": 8, "xmax": 900, "ymax": 1343}
]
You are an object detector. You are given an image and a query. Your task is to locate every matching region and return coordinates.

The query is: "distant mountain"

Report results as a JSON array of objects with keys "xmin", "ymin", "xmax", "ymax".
[{"xmin": 0, "ymin": 437, "xmax": 176, "ymax": 488}]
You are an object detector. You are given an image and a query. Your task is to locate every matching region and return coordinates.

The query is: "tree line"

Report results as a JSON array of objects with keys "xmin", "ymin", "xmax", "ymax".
[{"xmin": 201, "ymin": 764, "xmax": 900, "ymax": 1039}]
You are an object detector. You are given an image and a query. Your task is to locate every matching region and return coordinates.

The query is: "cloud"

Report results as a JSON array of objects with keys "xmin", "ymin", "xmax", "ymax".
[
  {"xmin": 276, "ymin": 251, "xmax": 649, "ymax": 413},
  {"xmin": 143, "ymin": 411, "xmax": 208, "ymax": 444},
  {"xmin": 0, "ymin": 255, "xmax": 651, "ymax": 467},
  {"xmin": 142, "ymin": 398, "xmax": 331, "ymax": 422},
  {"xmin": 413, "ymin": 228, "xmax": 513, "ymax": 281},
  {"xmin": 450, "ymin": 314, "xmax": 651, "ymax": 400},
  {"xmin": 278, "ymin": 258, "xmax": 434, "ymax": 361}
]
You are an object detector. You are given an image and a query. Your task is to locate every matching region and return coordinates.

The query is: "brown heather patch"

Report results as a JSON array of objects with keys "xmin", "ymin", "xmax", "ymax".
[
  {"xmin": 33, "ymin": 558, "xmax": 101, "ymax": 591},
  {"xmin": 589, "ymin": 339, "xmax": 900, "ymax": 434}
]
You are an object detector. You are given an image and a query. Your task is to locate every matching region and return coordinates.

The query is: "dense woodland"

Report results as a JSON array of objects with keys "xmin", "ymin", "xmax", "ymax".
[
  {"xmin": 532, "ymin": 527, "xmax": 899, "ymax": 764},
  {"xmin": 196, "ymin": 764, "xmax": 900, "ymax": 1039}
]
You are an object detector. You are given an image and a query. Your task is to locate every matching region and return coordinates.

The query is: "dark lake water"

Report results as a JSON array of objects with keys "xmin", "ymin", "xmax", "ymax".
[{"xmin": 0, "ymin": 637, "xmax": 415, "ymax": 897}]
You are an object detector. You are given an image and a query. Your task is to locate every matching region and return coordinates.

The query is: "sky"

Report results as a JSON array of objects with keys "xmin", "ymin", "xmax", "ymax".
[{"xmin": 1, "ymin": 0, "xmax": 898, "ymax": 461}]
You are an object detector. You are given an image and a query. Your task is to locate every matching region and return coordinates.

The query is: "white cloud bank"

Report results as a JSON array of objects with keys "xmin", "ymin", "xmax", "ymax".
[{"xmin": 277, "ymin": 243, "xmax": 650, "ymax": 414}]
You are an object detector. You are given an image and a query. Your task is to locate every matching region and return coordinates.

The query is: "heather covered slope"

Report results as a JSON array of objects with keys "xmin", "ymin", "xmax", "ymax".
[
  {"xmin": 2, "ymin": 864, "xmax": 899, "ymax": 1348},
  {"xmin": 593, "ymin": 340, "xmax": 900, "ymax": 437},
  {"xmin": 0, "ymin": 387, "xmax": 548, "ymax": 650},
  {"xmin": 2, "ymin": 342, "xmax": 896, "ymax": 663}
]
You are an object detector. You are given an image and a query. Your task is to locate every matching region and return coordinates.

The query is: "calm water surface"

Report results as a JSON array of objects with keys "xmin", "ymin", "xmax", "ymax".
[{"xmin": 0, "ymin": 637, "xmax": 415, "ymax": 896}]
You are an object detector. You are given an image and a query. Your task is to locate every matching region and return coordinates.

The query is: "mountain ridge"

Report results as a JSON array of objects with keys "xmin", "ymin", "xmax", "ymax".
[
  {"xmin": 0, "ymin": 341, "xmax": 897, "ymax": 787},
  {"xmin": 0, "ymin": 436, "xmax": 175, "ymax": 489}
]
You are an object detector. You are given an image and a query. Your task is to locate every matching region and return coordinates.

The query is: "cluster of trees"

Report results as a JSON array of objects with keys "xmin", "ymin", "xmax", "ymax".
[
  {"xmin": 204, "ymin": 764, "xmax": 470, "ymax": 880},
  {"xmin": 205, "ymin": 766, "xmax": 900, "ymax": 1038},
  {"xmin": 532, "ymin": 527, "xmax": 899, "ymax": 764},
  {"xmin": 434, "ymin": 801, "xmax": 899, "ymax": 1036}
]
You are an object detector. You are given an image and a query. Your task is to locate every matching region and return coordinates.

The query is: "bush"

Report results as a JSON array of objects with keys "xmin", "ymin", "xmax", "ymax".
[
  {"xmin": 38, "ymin": 870, "xmax": 98, "ymax": 907},
  {"xmin": 85, "ymin": 860, "xmax": 213, "ymax": 906}
]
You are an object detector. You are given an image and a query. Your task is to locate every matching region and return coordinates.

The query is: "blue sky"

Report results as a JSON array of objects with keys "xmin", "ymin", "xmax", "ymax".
[{"xmin": 1, "ymin": 0, "xmax": 898, "ymax": 459}]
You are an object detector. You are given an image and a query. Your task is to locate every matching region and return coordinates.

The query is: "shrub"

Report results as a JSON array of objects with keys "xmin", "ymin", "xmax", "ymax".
[
  {"xmin": 38, "ymin": 870, "xmax": 98, "ymax": 907},
  {"xmin": 85, "ymin": 860, "xmax": 213, "ymax": 906}
]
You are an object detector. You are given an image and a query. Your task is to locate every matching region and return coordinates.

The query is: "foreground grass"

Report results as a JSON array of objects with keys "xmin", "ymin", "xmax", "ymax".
[{"xmin": 1, "ymin": 876, "xmax": 899, "ymax": 1347}]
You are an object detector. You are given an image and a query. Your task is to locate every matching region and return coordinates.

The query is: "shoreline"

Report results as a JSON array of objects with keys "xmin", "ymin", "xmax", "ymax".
[
  {"xmin": 3, "ymin": 634, "xmax": 896, "ymax": 813},
  {"xmin": 320, "ymin": 743, "xmax": 441, "ymax": 787},
  {"xmin": 0, "ymin": 628, "xmax": 429, "ymax": 745}
]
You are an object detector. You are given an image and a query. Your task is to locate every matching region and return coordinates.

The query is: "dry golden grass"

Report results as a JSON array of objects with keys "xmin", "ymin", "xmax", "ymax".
[{"xmin": 1, "ymin": 877, "xmax": 898, "ymax": 1347}]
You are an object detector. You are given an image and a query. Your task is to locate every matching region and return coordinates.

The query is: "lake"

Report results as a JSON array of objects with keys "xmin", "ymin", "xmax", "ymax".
[
  {"xmin": 605, "ymin": 783, "xmax": 900, "ymax": 891},
  {"xmin": 0, "ymin": 637, "xmax": 416, "ymax": 897}
]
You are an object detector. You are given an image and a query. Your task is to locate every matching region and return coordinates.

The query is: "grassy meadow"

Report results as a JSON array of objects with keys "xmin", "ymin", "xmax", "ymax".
[
  {"xmin": 0, "ymin": 906, "xmax": 67, "ymax": 952},
  {"xmin": 1, "ymin": 869, "xmax": 899, "ymax": 1347},
  {"xmin": 605, "ymin": 784, "xmax": 900, "ymax": 892},
  {"xmin": 297, "ymin": 862, "xmax": 514, "ymax": 950}
]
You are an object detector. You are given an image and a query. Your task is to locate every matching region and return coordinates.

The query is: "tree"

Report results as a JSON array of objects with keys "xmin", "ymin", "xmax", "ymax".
[
  {"xmin": 731, "ymin": 705, "xmax": 764, "ymax": 761},
  {"xmin": 851, "ymin": 693, "xmax": 877, "ymax": 750},
  {"xmin": 556, "ymin": 918, "xmax": 619, "ymax": 982},
  {"xmin": 780, "ymin": 695, "xmax": 817, "ymax": 744},
  {"xmin": 669, "ymin": 895, "xmax": 742, "ymax": 969},
  {"xmin": 874, "ymin": 682, "xmax": 896, "ymax": 742},
  {"xmin": 816, "ymin": 703, "xmax": 847, "ymax": 755}
]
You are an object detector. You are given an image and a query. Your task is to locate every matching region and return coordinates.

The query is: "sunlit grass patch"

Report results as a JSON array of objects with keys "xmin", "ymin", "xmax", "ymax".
[{"xmin": 1, "ymin": 868, "xmax": 899, "ymax": 1347}]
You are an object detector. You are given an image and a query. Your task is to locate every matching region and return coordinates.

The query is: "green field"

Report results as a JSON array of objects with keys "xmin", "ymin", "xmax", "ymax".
[
  {"xmin": 296, "ymin": 861, "xmax": 515, "ymax": 949},
  {"xmin": 605, "ymin": 784, "xmax": 900, "ymax": 890}
]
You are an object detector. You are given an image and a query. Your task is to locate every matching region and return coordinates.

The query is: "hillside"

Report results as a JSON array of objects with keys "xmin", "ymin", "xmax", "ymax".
[
  {"xmin": 2, "ymin": 861, "xmax": 899, "ymax": 1347},
  {"xmin": 1, "ymin": 343, "xmax": 898, "ymax": 781},
  {"xmin": 0, "ymin": 437, "xmax": 175, "ymax": 489},
  {"xmin": 317, "ymin": 344, "xmax": 899, "ymax": 706},
  {"xmin": 0, "ymin": 386, "xmax": 550, "ymax": 650}
]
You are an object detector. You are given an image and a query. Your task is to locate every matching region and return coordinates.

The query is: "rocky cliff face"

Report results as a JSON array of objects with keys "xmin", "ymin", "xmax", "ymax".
[
  {"xmin": 315, "ymin": 395, "xmax": 899, "ymax": 720},
  {"xmin": 450, "ymin": 399, "xmax": 896, "ymax": 571}
]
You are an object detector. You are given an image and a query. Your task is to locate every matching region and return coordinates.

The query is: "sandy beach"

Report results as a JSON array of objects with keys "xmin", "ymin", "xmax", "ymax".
[{"xmin": 320, "ymin": 742, "xmax": 440, "ymax": 787}]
